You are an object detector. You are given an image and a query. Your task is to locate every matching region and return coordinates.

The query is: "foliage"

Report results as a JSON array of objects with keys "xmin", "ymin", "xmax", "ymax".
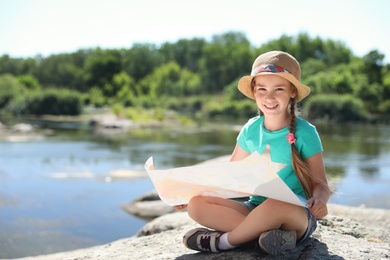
[
  {"xmin": 305, "ymin": 94, "xmax": 366, "ymax": 122},
  {"xmin": 163, "ymin": 96, "xmax": 203, "ymax": 112},
  {"xmin": 223, "ymin": 78, "xmax": 247, "ymax": 101},
  {"xmin": 255, "ymin": 33, "xmax": 352, "ymax": 65},
  {"xmin": 122, "ymin": 44, "xmax": 163, "ymax": 82},
  {"xmin": 85, "ymin": 86, "xmax": 106, "ymax": 107},
  {"xmin": 0, "ymin": 31, "xmax": 389, "ymax": 122},
  {"xmin": 0, "ymin": 74, "xmax": 25, "ymax": 109},
  {"xmin": 199, "ymin": 31, "xmax": 253, "ymax": 93},
  {"xmin": 137, "ymin": 61, "xmax": 201, "ymax": 100},
  {"xmin": 205, "ymin": 97, "xmax": 257, "ymax": 118},
  {"xmin": 112, "ymin": 104, "xmax": 161, "ymax": 123},
  {"xmin": 17, "ymin": 74, "xmax": 41, "ymax": 90},
  {"xmin": 6, "ymin": 88, "xmax": 83, "ymax": 116},
  {"xmin": 363, "ymin": 50, "xmax": 385, "ymax": 84},
  {"xmin": 159, "ymin": 38, "xmax": 206, "ymax": 72},
  {"xmin": 84, "ymin": 48, "xmax": 122, "ymax": 88},
  {"xmin": 379, "ymin": 99, "xmax": 390, "ymax": 114}
]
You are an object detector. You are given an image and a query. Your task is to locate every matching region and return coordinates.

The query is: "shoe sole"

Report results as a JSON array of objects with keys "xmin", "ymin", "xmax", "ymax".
[{"xmin": 259, "ymin": 229, "xmax": 297, "ymax": 255}]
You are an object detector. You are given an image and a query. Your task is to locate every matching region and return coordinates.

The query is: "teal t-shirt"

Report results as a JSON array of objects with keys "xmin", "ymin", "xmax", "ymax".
[{"xmin": 237, "ymin": 116, "xmax": 323, "ymax": 205}]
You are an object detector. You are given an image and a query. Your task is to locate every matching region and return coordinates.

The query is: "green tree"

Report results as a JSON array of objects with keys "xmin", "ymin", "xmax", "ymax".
[
  {"xmin": 256, "ymin": 33, "xmax": 352, "ymax": 65},
  {"xmin": 34, "ymin": 52, "xmax": 86, "ymax": 90},
  {"xmin": 122, "ymin": 44, "xmax": 163, "ymax": 82},
  {"xmin": 321, "ymin": 39, "xmax": 352, "ymax": 65},
  {"xmin": 0, "ymin": 55, "xmax": 37, "ymax": 75},
  {"xmin": 256, "ymin": 34, "xmax": 294, "ymax": 55},
  {"xmin": 137, "ymin": 61, "xmax": 201, "ymax": 100},
  {"xmin": 17, "ymin": 74, "xmax": 41, "ymax": 90},
  {"xmin": 382, "ymin": 70, "xmax": 390, "ymax": 99},
  {"xmin": 363, "ymin": 50, "xmax": 384, "ymax": 84},
  {"xmin": 84, "ymin": 48, "xmax": 122, "ymax": 87},
  {"xmin": 0, "ymin": 74, "xmax": 25, "ymax": 109},
  {"xmin": 199, "ymin": 31, "xmax": 252, "ymax": 93},
  {"xmin": 159, "ymin": 38, "xmax": 206, "ymax": 72},
  {"xmin": 305, "ymin": 94, "xmax": 366, "ymax": 122},
  {"xmin": 301, "ymin": 58, "xmax": 327, "ymax": 77},
  {"xmin": 86, "ymin": 86, "xmax": 106, "ymax": 107},
  {"xmin": 104, "ymin": 71, "xmax": 138, "ymax": 105}
]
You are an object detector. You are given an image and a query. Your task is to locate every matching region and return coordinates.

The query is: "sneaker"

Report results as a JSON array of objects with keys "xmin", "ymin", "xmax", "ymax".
[
  {"xmin": 258, "ymin": 229, "xmax": 297, "ymax": 255},
  {"xmin": 183, "ymin": 228, "xmax": 223, "ymax": 253}
]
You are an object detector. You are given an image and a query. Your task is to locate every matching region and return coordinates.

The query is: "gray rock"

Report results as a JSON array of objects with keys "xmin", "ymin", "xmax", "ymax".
[
  {"xmin": 89, "ymin": 113, "xmax": 133, "ymax": 130},
  {"xmin": 13, "ymin": 203, "xmax": 390, "ymax": 260},
  {"xmin": 11, "ymin": 123, "xmax": 34, "ymax": 132},
  {"xmin": 122, "ymin": 190, "xmax": 175, "ymax": 219},
  {"xmin": 122, "ymin": 200, "xmax": 175, "ymax": 219}
]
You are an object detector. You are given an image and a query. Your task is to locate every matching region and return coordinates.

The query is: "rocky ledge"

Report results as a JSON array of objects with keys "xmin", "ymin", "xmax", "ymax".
[{"xmin": 13, "ymin": 198, "xmax": 390, "ymax": 260}]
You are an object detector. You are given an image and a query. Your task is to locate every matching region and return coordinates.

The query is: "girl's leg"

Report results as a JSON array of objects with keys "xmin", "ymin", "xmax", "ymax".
[
  {"xmin": 184, "ymin": 196, "xmax": 308, "ymax": 254},
  {"xmin": 187, "ymin": 195, "xmax": 250, "ymax": 232},
  {"xmin": 227, "ymin": 198, "xmax": 308, "ymax": 246}
]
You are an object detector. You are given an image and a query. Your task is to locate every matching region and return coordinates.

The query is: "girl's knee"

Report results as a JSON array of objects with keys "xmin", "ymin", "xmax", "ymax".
[{"xmin": 187, "ymin": 196, "xmax": 206, "ymax": 220}]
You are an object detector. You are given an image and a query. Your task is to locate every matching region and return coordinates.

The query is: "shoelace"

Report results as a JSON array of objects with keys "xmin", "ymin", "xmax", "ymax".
[
  {"xmin": 198, "ymin": 231, "xmax": 220, "ymax": 252},
  {"xmin": 200, "ymin": 233, "xmax": 212, "ymax": 251}
]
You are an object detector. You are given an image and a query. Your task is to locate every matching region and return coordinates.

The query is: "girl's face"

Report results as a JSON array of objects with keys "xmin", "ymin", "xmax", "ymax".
[{"xmin": 252, "ymin": 74, "xmax": 297, "ymax": 118}]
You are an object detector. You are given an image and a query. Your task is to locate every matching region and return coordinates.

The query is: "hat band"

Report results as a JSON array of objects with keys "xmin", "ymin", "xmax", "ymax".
[{"xmin": 251, "ymin": 64, "xmax": 291, "ymax": 76}]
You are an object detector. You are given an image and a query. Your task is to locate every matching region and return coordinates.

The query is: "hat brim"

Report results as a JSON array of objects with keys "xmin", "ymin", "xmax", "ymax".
[{"xmin": 238, "ymin": 73, "xmax": 310, "ymax": 102}]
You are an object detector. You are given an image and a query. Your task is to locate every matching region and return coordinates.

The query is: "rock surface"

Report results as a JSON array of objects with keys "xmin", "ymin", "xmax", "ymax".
[{"xmin": 11, "ymin": 203, "xmax": 390, "ymax": 260}]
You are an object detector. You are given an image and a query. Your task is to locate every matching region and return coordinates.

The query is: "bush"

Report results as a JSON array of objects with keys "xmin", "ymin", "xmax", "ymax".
[
  {"xmin": 205, "ymin": 98, "xmax": 257, "ymax": 118},
  {"xmin": 0, "ymin": 74, "xmax": 25, "ymax": 109},
  {"xmin": 379, "ymin": 100, "xmax": 390, "ymax": 114},
  {"xmin": 7, "ymin": 88, "xmax": 83, "ymax": 116},
  {"xmin": 305, "ymin": 94, "xmax": 366, "ymax": 122},
  {"xmin": 167, "ymin": 96, "xmax": 205, "ymax": 113},
  {"xmin": 86, "ymin": 86, "xmax": 106, "ymax": 107}
]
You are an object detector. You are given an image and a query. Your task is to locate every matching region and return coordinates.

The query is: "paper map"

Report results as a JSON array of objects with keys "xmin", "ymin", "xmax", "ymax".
[{"xmin": 144, "ymin": 151, "xmax": 307, "ymax": 207}]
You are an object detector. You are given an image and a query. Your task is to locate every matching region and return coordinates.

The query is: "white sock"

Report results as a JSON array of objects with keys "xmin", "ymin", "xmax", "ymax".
[{"xmin": 218, "ymin": 232, "xmax": 236, "ymax": 250}]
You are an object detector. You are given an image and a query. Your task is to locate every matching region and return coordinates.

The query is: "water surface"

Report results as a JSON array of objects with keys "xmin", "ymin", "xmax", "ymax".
[{"xmin": 0, "ymin": 120, "xmax": 389, "ymax": 258}]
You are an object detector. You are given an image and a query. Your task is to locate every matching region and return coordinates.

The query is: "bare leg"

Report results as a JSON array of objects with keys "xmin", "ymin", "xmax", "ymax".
[
  {"xmin": 227, "ymin": 198, "xmax": 308, "ymax": 245},
  {"xmin": 187, "ymin": 196, "xmax": 308, "ymax": 246},
  {"xmin": 187, "ymin": 196, "xmax": 250, "ymax": 232}
]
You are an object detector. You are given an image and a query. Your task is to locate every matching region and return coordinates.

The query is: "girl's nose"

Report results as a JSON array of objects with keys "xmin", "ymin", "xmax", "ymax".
[{"xmin": 265, "ymin": 91, "xmax": 275, "ymax": 99}]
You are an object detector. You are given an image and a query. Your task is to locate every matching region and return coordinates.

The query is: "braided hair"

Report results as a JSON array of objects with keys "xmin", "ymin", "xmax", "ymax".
[{"xmin": 289, "ymin": 99, "xmax": 313, "ymax": 198}]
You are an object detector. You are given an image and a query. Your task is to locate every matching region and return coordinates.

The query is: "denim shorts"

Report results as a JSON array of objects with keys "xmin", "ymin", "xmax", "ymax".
[{"xmin": 242, "ymin": 200, "xmax": 317, "ymax": 244}]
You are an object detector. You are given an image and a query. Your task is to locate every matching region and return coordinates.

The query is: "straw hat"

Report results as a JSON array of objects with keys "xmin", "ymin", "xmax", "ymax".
[{"xmin": 238, "ymin": 51, "xmax": 310, "ymax": 102}]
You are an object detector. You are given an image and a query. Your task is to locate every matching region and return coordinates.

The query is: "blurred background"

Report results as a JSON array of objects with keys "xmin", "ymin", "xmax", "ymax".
[{"xmin": 0, "ymin": 0, "xmax": 389, "ymax": 258}]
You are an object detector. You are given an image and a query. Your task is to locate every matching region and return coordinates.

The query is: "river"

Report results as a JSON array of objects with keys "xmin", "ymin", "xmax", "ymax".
[{"xmin": 0, "ymin": 118, "xmax": 389, "ymax": 258}]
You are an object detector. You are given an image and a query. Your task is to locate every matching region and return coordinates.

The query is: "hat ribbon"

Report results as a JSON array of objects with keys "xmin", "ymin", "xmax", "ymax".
[{"xmin": 251, "ymin": 64, "xmax": 291, "ymax": 76}]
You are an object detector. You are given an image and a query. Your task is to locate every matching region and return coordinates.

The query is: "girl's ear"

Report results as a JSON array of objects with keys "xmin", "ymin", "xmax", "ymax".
[{"xmin": 291, "ymin": 85, "xmax": 298, "ymax": 99}]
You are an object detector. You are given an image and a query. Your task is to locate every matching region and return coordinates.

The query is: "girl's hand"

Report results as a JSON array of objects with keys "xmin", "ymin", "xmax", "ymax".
[
  {"xmin": 307, "ymin": 197, "xmax": 328, "ymax": 219},
  {"xmin": 173, "ymin": 204, "xmax": 187, "ymax": 211}
]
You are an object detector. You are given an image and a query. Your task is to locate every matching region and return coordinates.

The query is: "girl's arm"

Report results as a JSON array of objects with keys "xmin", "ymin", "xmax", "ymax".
[
  {"xmin": 229, "ymin": 143, "xmax": 250, "ymax": 162},
  {"xmin": 305, "ymin": 152, "xmax": 331, "ymax": 219}
]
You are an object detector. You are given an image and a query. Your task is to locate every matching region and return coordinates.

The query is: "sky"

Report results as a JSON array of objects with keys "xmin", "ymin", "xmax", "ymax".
[{"xmin": 0, "ymin": 0, "xmax": 389, "ymax": 63}]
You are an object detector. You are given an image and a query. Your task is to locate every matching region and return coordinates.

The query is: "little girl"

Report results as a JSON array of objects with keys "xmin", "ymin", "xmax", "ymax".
[{"xmin": 178, "ymin": 50, "xmax": 330, "ymax": 255}]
